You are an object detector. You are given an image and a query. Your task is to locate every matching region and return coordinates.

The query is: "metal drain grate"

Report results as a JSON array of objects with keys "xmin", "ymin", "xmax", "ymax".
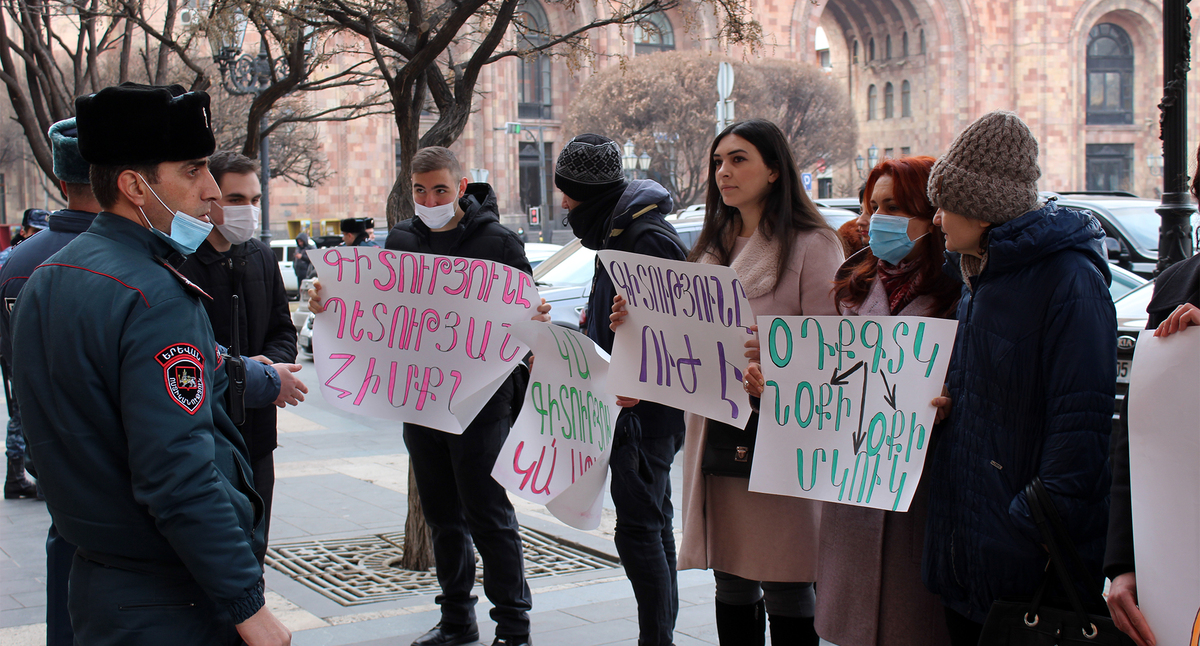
[{"xmin": 266, "ymin": 527, "xmax": 620, "ymax": 606}]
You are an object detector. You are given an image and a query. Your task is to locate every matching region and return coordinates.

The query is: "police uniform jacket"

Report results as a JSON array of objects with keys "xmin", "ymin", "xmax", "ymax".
[{"xmin": 10, "ymin": 212, "xmax": 266, "ymax": 624}]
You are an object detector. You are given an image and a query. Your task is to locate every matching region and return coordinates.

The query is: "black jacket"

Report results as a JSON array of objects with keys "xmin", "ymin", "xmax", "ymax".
[
  {"xmin": 1105, "ymin": 252, "xmax": 1200, "ymax": 578},
  {"xmin": 180, "ymin": 238, "xmax": 297, "ymax": 460},
  {"xmin": 385, "ymin": 183, "xmax": 531, "ymax": 424}
]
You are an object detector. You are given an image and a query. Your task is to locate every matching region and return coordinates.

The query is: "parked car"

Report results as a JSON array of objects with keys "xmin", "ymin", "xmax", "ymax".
[
  {"xmin": 813, "ymin": 197, "xmax": 863, "ymax": 214},
  {"xmin": 1112, "ymin": 278, "xmax": 1155, "ymax": 435},
  {"xmin": 524, "ymin": 242, "xmax": 562, "ymax": 268},
  {"xmin": 1049, "ymin": 193, "xmax": 1199, "ymax": 278},
  {"xmin": 535, "ymin": 207, "xmax": 859, "ymax": 331},
  {"xmin": 1108, "ymin": 263, "xmax": 1148, "ymax": 301},
  {"xmin": 270, "ymin": 239, "xmax": 301, "ymax": 299}
]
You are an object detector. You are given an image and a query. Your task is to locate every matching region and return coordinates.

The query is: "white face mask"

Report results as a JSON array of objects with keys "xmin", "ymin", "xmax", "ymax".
[
  {"xmin": 215, "ymin": 204, "xmax": 261, "ymax": 245},
  {"xmin": 414, "ymin": 200, "xmax": 457, "ymax": 230}
]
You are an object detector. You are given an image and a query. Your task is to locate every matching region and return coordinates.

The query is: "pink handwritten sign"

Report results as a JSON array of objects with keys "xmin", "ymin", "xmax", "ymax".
[
  {"xmin": 312, "ymin": 248, "xmax": 539, "ymax": 434},
  {"xmin": 492, "ymin": 323, "xmax": 617, "ymax": 530}
]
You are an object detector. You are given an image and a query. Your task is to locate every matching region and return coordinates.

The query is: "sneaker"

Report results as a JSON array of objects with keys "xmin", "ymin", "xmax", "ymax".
[
  {"xmin": 411, "ymin": 622, "xmax": 480, "ymax": 646},
  {"xmin": 491, "ymin": 636, "xmax": 532, "ymax": 646}
]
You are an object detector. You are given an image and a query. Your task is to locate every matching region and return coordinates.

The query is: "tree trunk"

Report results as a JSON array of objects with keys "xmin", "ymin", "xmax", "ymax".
[{"xmin": 399, "ymin": 457, "xmax": 435, "ymax": 571}]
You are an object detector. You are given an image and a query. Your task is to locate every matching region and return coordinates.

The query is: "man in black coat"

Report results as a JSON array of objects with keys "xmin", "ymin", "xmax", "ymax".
[{"xmin": 180, "ymin": 151, "xmax": 306, "ymax": 563}]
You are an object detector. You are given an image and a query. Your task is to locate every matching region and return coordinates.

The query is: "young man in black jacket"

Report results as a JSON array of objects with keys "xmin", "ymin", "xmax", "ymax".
[
  {"xmin": 555, "ymin": 134, "xmax": 688, "ymax": 646},
  {"xmin": 180, "ymin": 151, "xmax": 307, "ymax": 563}
]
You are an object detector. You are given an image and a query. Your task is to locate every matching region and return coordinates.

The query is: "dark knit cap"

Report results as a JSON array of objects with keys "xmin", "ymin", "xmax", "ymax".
[
  {"xmin": 927, "ymin": 110, "xmax": 1041, "ymax": 224},
  {"xmin": 75, "ymin": 82, "xmax": 215, "ymax": 166},
  {"xmin": 47, "ymin": 118, "xmax": 90, "ymax": 184},
  {"xmin": 555, "ymin": 134, "xmax": 626, "ymax": 201}
]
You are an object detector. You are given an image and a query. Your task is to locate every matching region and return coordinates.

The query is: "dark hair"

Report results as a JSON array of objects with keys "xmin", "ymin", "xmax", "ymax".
[
  {"xmin": 89, "ymin": 163, "xmax": 159, "ymax": 209},
  {"xmin": 832, "ymin": 156, "xmax": 960, "ymax": 318},
  {"xmin": 412, "ymin": 146, "xmax": 464, "ymax": 180},
  {"xmin": 688, "ymin": 119, "xmax": 834, "ymax": 288},
  {"xmin": 208, "ymin": 151, "xmax": 259, "ymax": 187}
]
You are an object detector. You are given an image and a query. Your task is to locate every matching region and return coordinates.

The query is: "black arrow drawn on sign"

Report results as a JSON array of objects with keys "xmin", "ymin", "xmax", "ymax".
[
  {"xmin": 830, "ymin": 360, "xmax": 865, "ymax": 386},
  {"xmin": 881, "ymin": 372, "xmax": 898, "ymax": 410},
  {"xmin": 852, "ymin": 428, "xmax": 867, "ymax": 454}
]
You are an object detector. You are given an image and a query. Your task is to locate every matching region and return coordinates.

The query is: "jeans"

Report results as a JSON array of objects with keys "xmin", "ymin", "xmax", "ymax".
[
  {"xmin": 404, "ymin": 417, "xmax": 532, "ymax": 637},
  {"xmin": 5, "ymin": 396, "xmax": 24, "ymax": 460},
  {"xmin": 610, "ymin": 417, "xmax": 684, "ymax": 646}
]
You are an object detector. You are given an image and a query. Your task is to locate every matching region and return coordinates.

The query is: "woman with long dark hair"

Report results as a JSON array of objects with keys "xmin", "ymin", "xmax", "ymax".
[
  {"xmin": 615, "ymin": 119, "xmax": 843, "ymax": 645},
  {"xmin": 814, "ymin": 156, "xmax": 959, "ymax": 646}
]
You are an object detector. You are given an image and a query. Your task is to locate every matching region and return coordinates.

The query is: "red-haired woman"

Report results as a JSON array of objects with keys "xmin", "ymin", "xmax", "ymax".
[{"xmin": 813, "ymin": 156, "xmax": 960, "ymax": 646}]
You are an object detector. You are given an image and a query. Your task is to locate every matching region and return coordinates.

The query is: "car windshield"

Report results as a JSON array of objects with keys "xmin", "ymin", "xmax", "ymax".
[
  {"xmin": 535, "ymin": 245, "xmax": 597, "ymax": 287},
  {"xmin": 1105, "ymin": 206, "xmax": 1199, "ymax": 252}
]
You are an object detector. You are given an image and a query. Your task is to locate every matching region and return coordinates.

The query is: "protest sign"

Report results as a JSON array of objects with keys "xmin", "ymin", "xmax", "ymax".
[
  {"xmin": 492, "ymin": 323, "xmax": 617, "ymax": 530},
  {"xmin": 312, "ymin": 247, "xmax": 539, "ymax": 434},
  {"xmin": 749, "ymin": 315, "xmax": 956, "ymax": 511},
  {"xmin": 598, "ymin": 249, "xmax": 755, "ymax": 428},
  {"xmin": 1127, "ymin": 329, "xmax": 1200, "ymax": 646}
]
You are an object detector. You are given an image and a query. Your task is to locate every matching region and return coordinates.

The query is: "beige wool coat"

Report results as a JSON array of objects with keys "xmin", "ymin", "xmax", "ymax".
[
  {"xmin": 813, "ymin": 271, "xmax": 952, "ymax": 646},
  {"xmin": 677, "ymin": 226, "xmax": 844, "ymax": 582}
]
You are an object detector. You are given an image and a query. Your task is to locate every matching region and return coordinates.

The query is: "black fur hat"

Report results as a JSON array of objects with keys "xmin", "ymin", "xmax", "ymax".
[
  {"xmin": 74, "ymin": 83, "xmax": 216, "ymax": 166},
  {"xmin": 340, "ymin": 217, "xmax": 374, "ymax": 234}
]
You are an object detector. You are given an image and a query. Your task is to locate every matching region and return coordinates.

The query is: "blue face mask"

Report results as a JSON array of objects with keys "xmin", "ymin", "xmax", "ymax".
[
  {"xmin": 869, "ymin": 214, "xmax": 928, "ymax": 265},
  {"xmin": 136, "ymin": 173, "xmax": 213, "ymax": 256}
]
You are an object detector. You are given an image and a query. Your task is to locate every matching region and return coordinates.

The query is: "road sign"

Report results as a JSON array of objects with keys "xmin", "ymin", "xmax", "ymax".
[
  {"xmin": 801, "ymin": 173, "xmax": 813, "ymax": 192},
  {"xmin": 717, "ymin": 62, "xmax": 734, "ymax": 99},
  {"xmin": 529, "ymin": 206, "xmax": 540, "ymax": 226}
]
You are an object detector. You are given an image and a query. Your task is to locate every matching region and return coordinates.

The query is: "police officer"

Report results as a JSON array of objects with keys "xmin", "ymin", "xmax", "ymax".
[
  {"xmin": 340, "ymin": 216, "xmax": 379, "ymax": 246},
  {"xmin": 11, "ymin": 83, "xmax": 290, "ymax": 646}
]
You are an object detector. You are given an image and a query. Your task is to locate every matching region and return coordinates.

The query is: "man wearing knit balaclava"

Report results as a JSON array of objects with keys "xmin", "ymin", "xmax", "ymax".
[
  {"xmin": 555, "ymin": 134, "xmax": 688, "ymax": 646},
  {"xmin": 920, "ymin": 110, "xmax": 1118, "ymax": 644}
]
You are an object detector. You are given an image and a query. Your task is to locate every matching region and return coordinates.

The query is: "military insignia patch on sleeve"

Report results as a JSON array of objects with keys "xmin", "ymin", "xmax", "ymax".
[{"xmin": 156, "ymin": 343, "xmax": 206, "ymax": 414}]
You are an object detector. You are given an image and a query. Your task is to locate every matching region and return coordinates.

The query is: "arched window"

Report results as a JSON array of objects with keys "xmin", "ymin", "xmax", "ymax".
[
  {"xmin": 516, "ymin": 0, "xmax": 552, "ymax": 119},
  {"xmin": 885, "ymin": 34, "xmax": 892, "ymax": 59},
  {"xmin": 634, "ymin": 12, "xmax": 675, "ymax": 55},
  {"xmin": 902, "ymin": 31, "xmax": 909, "ymax": 57},
  {"xmin": 867, "ymin": 84, "xmax": 878, "ymax": 120},
  {"xmin": 1086, "ymin": 23, "xmax": 1133, "ymax": 124},
  {"xmin": 919, "ymin": 29, "xmax": 926, "ymax": 54},
  {"xmin": 901, "ymin": 80, "xmax": 912, "ymax": 117},
  {"xmin": 884, "ymin": 82, "xmax": 894, "ymax": 118},
  {"xmin": 868, "ymin": 38, "xmax": 875, "ymax": 61},
  {"xmin": 853, "ymin": 40, "xmax": 859, "ymax": 64}
]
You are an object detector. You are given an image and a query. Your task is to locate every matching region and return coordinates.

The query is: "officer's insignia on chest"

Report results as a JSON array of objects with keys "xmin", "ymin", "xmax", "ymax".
[{"xmin": 156, "ymin": 343, "xmax": 206, "ymax": 414}]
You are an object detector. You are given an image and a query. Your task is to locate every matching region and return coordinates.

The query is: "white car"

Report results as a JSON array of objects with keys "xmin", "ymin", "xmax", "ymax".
[
  {"xmin": 269, "ymin": 239, "xmax": 301, "ymax": 298},
  {"xmin": 524, "ymin": 242, "xmax": 562, "ymax": 268}
]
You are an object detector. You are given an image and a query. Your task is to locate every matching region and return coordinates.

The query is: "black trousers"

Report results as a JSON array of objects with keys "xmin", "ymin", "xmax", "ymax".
[
  {"xmin": 944, "ymin": 606, "xmax": 984, "ymax": 646},
  {"xmin": 68, "ymin": 553, "xmax": 241, "ymax": 646},
  {"xmin": 610, "ymin": 426, "xmax": 683, "ymax": 646},
  {"xmin": 46, "ymin": 524, "xmax": 75, "ymax": 646},
  {"xmin": 251, "ymin": 451, "xmax": 275, "ymax": 566},
  {"xmin": 404, "ymin": 417, "xmax": 532, "ymax": 637}
]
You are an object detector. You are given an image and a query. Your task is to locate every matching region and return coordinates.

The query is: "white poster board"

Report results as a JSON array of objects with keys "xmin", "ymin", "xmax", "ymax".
[
  {"xmin": 598, "ymin": 249, "xmax": 755, "ymax": 428},
  {"xmin": 312, "ymin": 247, "xmax": 539, "ymax": 434},
  {"xmin": 492, "ymin": 324, "xmax": 617, "ymax": 530},
  {"xmin": 1127, "ymin": 329, "xmax": 1200, "ymax": 645},
  {"xmin": 749, "ymin": 315, "xmax": 956, "ymax": 511}
]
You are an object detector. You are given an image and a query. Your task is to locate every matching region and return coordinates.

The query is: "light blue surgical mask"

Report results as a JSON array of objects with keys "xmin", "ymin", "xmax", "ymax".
[
  {"xmin": 868, "ymin": 214, "xmax": 928, "ymax": 265},
  {"xmin": 135, "ymin": 173, "xmax": 214, "ymax": 256}
]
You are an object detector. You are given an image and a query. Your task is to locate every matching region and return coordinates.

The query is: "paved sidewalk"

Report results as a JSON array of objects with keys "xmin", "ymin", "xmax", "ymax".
[{"xmin": 0, "ymin": 355, "xmax": 832, "ymax": 645}]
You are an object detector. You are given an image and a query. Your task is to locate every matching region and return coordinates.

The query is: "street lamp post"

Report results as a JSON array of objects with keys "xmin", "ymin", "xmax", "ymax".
[
  {"xmin": 1157, "ymin": 0, "xmax": 1196, "ymax": 273},
  {"xmin": 622, "ymin": 139, "xmax": 638, "ymax": 180},
  {"xmin": 854, "ymin": 155, "xmax": 866, "ymax": 179},
  {"xmin": 654, "ymin": 131, "xmax": 679, "ymax": 200},
  {"xmin": 867, "ymin": 145, "xmax": 879, "ymax": 171},
  {"xmin": 638, "ymin": 152, "xmax": 651, "ymax": 179},
  {"xmin": 210, "ymin": 18, "xmax": 282, "ymax": 243}
]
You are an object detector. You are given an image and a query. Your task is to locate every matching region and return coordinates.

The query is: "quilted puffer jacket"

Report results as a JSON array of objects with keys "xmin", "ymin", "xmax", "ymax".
[{"xmin": 922, "ymin": 201, "xmax": 1116, "ymax": 622}]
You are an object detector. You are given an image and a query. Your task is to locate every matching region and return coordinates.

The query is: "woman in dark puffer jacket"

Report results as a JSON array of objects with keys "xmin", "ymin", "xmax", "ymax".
[{"xmin": 922, "ymin": 111, "xmax": 1116, "ymax": 644}]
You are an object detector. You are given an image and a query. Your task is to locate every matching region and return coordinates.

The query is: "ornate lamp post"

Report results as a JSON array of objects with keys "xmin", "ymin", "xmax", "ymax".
[
  {"xmin": 1156, "ymin": 0, "xmax": 1195, "ymax": 272},
  {"xmin": 638, "ymin": 151, "xmax": 651, "ymax": 179},
  {"xmin": 854, "ymin": 155, "xmax": 866, "ymax": 179},
  {"xmin": 654, "ymin": 131, "xmax": 679, "ymax": 200},
  {"xmin": 622, "ymin": 139, "xmax": 638, "ymax": 180},
  {"xmin": 209, "ymin": 14, "xmax": 279, "ymax": 243},
  {"xmin": 867, "ymin": 145, "xmax": 879, "ymax": 171}
]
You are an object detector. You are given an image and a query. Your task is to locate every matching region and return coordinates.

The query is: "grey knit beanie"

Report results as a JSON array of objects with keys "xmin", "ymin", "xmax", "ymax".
[
  {"xmin": 927, "ymin": 111, "xmax": 1041, "ymax": 224},
  {"xmin": 555, "ymin": 134, "xmax": 625, "ymax": 201}
]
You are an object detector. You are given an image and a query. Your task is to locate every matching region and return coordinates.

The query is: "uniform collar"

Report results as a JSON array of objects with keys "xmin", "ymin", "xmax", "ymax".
[
  {"xmin": 48, "ymin": 209, "xmax": 98, "ymax": 234},
  {"xmin": 89, "ymin": 211, "xmax": 182, "ymax": 263}
]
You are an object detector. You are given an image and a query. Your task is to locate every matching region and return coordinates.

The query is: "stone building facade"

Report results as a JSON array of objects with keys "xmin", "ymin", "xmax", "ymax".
[{"xmin": 2, "ymin": 0, "xmax": 1196, "ymax": 238}]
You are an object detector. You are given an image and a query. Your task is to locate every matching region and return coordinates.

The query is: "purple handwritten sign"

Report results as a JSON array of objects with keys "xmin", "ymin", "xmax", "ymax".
[
  {"xmin": 598, "ymin": 249, "xmax": 755, "ymax": 428},
  {"xmin": 312, "ymin": 248, "xmax": 539, "ymax": 434}
]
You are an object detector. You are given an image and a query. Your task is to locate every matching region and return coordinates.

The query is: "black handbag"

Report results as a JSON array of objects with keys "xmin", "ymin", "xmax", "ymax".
[
  {"xmin": 701, "ymin": 411, "xmax": 758, "ymax": 478},
  {"xmin": 978, "ymin": 478, "xmax": 1135, "ymax": 646}
]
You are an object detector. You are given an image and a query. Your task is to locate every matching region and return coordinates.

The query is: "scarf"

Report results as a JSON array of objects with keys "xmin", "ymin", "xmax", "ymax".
[
  {"xmin": 876, "ymin": 257, "xmax": 925, "ymax": 315},
  {"xmin": 566, "ymin": 182, "xmax": 628, "ymax": 250},
  {"xmin": 696, "ymin": 227, "xmax": 782, "ymax": 299}
]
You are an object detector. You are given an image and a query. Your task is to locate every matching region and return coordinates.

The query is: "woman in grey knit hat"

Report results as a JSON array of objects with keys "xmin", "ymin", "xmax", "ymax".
[{"xmin": 921, "ymin": 111, "xmax": 1117, "ymax": 644}]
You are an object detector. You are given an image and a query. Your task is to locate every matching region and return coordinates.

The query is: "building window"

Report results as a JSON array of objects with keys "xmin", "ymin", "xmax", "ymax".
[
  {"xmin": 634, "ymin": 12, "xmax": 675, "ymax": 55},
  {"xmin": 884, "ymin": 82, "xmax": 894, "ymax": 118},
  {"xmin": 519, "ymin": 140, "xmax": 554, "ymax": 213},
  {"xmin": 1086, "ymin": 143, "xmax": 1134, "ymax": 191},
  {"xmin": 902, "ymin": 31, "xmax": 909, "ymax": 57},
  {"xmin": 900, "ymin": 147, "xmax": 911, "ymax": 156},
  {"xmin": 818, "ymin": 177, "xmax": 833, "ymax": 199},
  {"xmin": 920, "ymin": 29, "xmax": 926, "ymax": 54},
  {"xmin": 516, "ymin": 0, "xmax": 552, "ymax": 119},
  {"xmin": 868, "ymin": 38, "xmax": 875, "ymax": 61},
  {"xmin": 867, "ymin": 85, "xmax": 878, "ymax": 120},
  {"xmin": 884, "ymin": 147, "xmax": 895, "ymax": 159},
  {"xmin": 901, "ymin": 80, "xmax": 912, "ymax": 117},
  {"xmin": 853, "ymin": 40, "xmax": 859, "ymax": 64},
  {"xmin": 819, "ymin": 49, "xmax": 831, "ymax": 69},
  {"xmin": 885, "ymin": 34, "xmax": 892, "ymax": 59},
  {"xmin": 1086, "ymin": 23, "xmax": 1133, "ymax": 125}
]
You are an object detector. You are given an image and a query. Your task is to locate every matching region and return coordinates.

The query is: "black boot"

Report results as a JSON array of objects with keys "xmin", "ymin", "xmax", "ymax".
[
  {"xmin": 767, "ymin": 614, "xmax": 818, "ymax": 646},
  {"xmin": 5, "ymin": 457, "xmax": 37, "ymax": 499},
  {"xmin": 714, "ymin": 599, "xmax": 765, "ymax": 646}
]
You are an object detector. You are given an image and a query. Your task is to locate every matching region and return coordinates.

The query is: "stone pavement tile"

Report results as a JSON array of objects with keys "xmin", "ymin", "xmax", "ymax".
[
  {"xmin": 535, "ymin": 616, "xmax": 639, "ymax": 646},
  {"xmin": 8, "ymin": 592, "xmax": 43, "ymax": 609},
  {"xmin": 0, "ymin": 595, "xmax": 24, "ymax": 612},
  {"xmin": 558, "ymin": 595, "xmax": 639, "ymax": 624},
  {"xmin": 674, "ymin": 601, "xmax": 717, "ymax": 629},
  {"xmin": 676, "ymin": 619, "xmax": 719, "ymax": 644},
  {"xmin": 526, "ymin": 608, "xmax": 592, "ymax": 633},
  {"xmin": 267, "ymin": 517, "xmax": 310, "ymax": 540},
  {"xmin": 0, "ymin": 605, "xmax": 44, "ymax": 628}
]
